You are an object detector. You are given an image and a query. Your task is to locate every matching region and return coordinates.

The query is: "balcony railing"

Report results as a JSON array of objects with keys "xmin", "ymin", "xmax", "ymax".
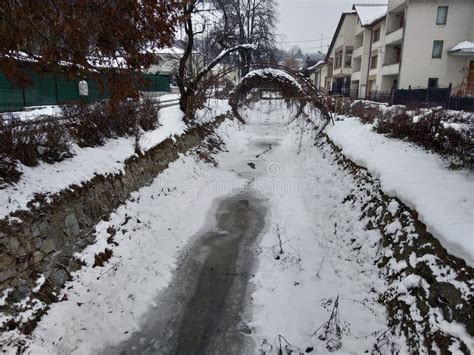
[
  {"xmin": 353, "ymin": 46, "xmax": 363, "ymax": 58},
  {"xmin": 381, "ymin": 62, "xmax": 400, "ymax": 76},
  {"xmin": 385, "ymin": 27, "xmax": 403, "ymax": 44}
]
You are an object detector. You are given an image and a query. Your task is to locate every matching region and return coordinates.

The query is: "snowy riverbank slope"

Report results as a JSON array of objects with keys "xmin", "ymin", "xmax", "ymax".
[
  {"xmin": 2, "ymin": 102, "xmax": 471, "ymax": 353},
  {"xmin": 3, "ymin": 103, "xmax": 398, "ymax": 354},
  {"xmin": 0, "ymin": 100, "xmax": 229, "ymax": 220},
  {"xmin": 326, "ymin": 117, "xmax": 473, "ymax": 266}
]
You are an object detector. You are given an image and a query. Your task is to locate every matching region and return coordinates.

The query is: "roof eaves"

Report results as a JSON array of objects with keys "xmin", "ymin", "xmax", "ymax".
[{"xmin": 352, "ymin": 4, "xmax": 387, "ymax": 27}]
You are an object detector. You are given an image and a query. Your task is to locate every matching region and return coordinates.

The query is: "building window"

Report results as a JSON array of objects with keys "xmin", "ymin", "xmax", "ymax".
[
  {"xmin": 335, "ymin": 50, "xmax": 343, "ymax": 69},
  {"xmin": 370, "ymin": 55, "xmax": 378, "ymax": 69},
  {"xmin": 436, "ymin": 6, "xmax": 448, "ymax": 25},
  {"xmin": 432, "ymin": 40, "xmax": 444, "ymax": 58},
  {"xmin": 373, "ymin": 28, "xmax": 380, "ymax": 43},
  {"xmin": 327, "ymin": 59, "xmax": 333, "ymax": 77},
  {"xmin": 344, "ymin": 48, "xmax": 353, "ymax": 67},
  {"xmin": 428, "ymin": 78, "xmax": 439, "ymax": 88}
]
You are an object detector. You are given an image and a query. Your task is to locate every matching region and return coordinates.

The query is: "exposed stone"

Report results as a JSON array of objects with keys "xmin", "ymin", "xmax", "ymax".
[
  {"xmin": 32, "ymin": 251, "xmax": 44, "ymax": 264},
  {"xmin": 49, "ymin": 211, "xmax": 66, "ymax": 223},
  {"xmin": 50, "ymin": 269, "xmax": 68, "ymax": 287},
  {"xmin": 9, "ymin": 238, "xmax": 20, "ymax": 253},
  {"xmin": 40, "ymin": 238, "xmax": 56, "ymax": 254},
  {"xmin": 0, "ymin": 269, "xmax": 14, "ymax": 283},
  {"xmin": 44, "ymin": 223, "xmax": 66, "ymax": 244},
  {"xmin": 64, "ymin": 213, "xmax": 80, "ymax": 237},
  {"xmin": 0, "ymin": 254, "xmax": 14, "ymax": 268},
  {"xmin": 31, "ymin": 224, "xmax": 41, "ymax": 238},
  {"xmin": 33, "ymin": 238, "xmax": 42, "ymax": 249},
  {"xmin": 38, "ymin": 221, "xmax": 48, "ymax": 234},
  {"xmin": 9, "ymin": 285, "xmax": 31, "ymax": 302}
]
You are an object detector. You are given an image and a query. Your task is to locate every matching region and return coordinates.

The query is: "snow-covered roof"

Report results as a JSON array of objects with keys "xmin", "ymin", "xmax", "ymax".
[
  {"xmin": 143, "ymin": 46, "xmax": 185, "ymax": 56},
  {"xmin": 449, "ymin": 41, "xmax": 474, "ymax": 56},
  {"xmin": 306, "ymin": 60, "xmax": 326, "ymax": 73},
  {"xmin": 353, "ymin": 4, "xmax": 387, "ymax": 26}
]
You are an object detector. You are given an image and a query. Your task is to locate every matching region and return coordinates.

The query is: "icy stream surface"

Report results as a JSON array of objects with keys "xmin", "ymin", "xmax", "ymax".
[{"xmin": 104, "ymin": 111, "xmax": 286, "ymax": 354}]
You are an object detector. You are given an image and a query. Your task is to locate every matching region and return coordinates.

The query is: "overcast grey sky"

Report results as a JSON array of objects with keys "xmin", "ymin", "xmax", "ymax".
[{"xmin": 276, "ymin": 0, "xmax": 385, "ymax": 53}]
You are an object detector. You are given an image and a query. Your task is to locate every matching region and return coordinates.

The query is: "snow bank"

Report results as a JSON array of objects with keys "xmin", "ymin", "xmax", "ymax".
[
  {"xmin": 326, "ymin": 117, "xmax": 474, "ymax": 266},
  {"xmin": 20, "ymin": 120, "xmax": 248, "ymax": 354},
  {"xmin": 0, "ymin": 101, "xmax": 230, "ymax": 220},
  {"xmin": 4, "ymin": 105, "xmax": 62, "ymax": 121}
]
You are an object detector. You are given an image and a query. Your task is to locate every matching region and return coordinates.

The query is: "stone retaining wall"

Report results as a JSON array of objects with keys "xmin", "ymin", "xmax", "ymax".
[
  {"xmin": 320, "ymin": 135, "xmax": 473, "ymax": 353},
  {"xmin": 0, "ymin": 115, "xmax": 226, "ymax": 301}
]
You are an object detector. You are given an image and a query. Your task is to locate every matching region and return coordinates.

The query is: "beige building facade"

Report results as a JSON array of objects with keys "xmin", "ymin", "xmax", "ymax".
[{"xmin": 323, "ymin": 0, "xmax": 474, "ymax": 98}]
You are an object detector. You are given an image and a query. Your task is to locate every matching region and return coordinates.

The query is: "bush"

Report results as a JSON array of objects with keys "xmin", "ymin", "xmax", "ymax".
[
  {"xmin": 68, "ymin": 98, "xmax": 159, "ymax": 147},
  {"xmin": 0, "ymin": 115, "xmax": 72, "ymax": 167},
  {"xmin": 0, "ymin": 97, "xmax": 160, "ymax": 186},
  {"xmin": 346, "ymin": 101, "xmax": 473, "ymax": 167},
  {"xmin": 138, "ymin": 98, "xmax": 159, "ymax": 131},
  {"xmin": 349, "ymin": 101, "xmax": 381, "ymax": 124}
]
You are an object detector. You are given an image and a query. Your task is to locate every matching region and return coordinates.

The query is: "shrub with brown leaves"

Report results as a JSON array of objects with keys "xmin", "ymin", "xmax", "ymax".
[
  {"xmin": 340, "ymin": 100, "xmax": 473, "ymax": 167},
  {"xmin": 0, "ymin": 98, "xmax": 160, "ymax": 187},
  {"xmin": 350, "ymin": 101, "xmax": 381, "ymax": 124}
]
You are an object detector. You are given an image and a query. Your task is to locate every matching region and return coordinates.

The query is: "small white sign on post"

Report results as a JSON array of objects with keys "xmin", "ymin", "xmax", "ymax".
[{"xmin": 78, "ymin": 80, "xmax": 89, "ymax": 97}]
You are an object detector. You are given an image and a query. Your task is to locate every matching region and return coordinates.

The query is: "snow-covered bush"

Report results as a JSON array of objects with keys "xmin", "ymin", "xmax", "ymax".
[
  {"xmin": 377, "ymin": 106, "xmax": 473, "ymax": 166},
  {"xmin": 0, "ymin": 98, "xmax": 160, "ymax": 186},
  {"xmin": 68, "ymin": 99, "xmax": 158, "ymax": 147},
  {"xmin": 331, "ymin": 100, "xmax": 473, "ymax": 167},
  {"xmin": 0, "ymin": 115, "xmax": 71, "ymax": 171},
  {"xmin": 349, "ymin": 100, "xmax": 381, "ymax": 124},
  {"xmin": 229, "ymin": 67, "xmax": 332, "ymax": 136}
]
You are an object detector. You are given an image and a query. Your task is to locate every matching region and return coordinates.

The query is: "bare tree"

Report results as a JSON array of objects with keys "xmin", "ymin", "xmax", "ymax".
[
  {"xmin": 176, "ymin": 0, "xmax": 256, "ymax": 120},
  {"xmin": 207, "ymin": 0, "xmax": 278, "ymax": 77}
]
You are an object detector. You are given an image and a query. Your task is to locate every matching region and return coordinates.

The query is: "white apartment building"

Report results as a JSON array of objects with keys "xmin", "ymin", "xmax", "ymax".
[{"xmin": 323, "ymin": 0, "xmax": 474, "ymax": 98}]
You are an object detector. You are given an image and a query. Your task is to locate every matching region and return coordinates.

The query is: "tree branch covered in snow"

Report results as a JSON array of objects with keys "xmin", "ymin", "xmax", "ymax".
[
  {"xmin": 194, "ymin": 44, "xmax": 257, "ymax": 86},
  {"xmin": 228, "ymin": 65, "xmax": 333, "ymax": 134}
]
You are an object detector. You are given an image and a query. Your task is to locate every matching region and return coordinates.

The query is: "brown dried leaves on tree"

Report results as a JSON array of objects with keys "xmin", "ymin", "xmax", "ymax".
[{"xmin": 0, "ymin": 1, "xmax": 186, "ymax": 100}]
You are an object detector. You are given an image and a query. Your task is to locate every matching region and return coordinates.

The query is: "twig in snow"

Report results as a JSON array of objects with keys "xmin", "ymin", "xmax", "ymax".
[
  {"xmin": 312, "ymin": 296, "xmax": 350, "ymax": 352},
  {"xmin": 370, "ymin": 328, "xmax": 400, "ymax": 354},
  {"xmin": 275, "ymin": 223, "xmax": 284, "ymax": 257},
  {"xmin": 259, "ymin": 334, "xmax": 303, "ymax": 355}
]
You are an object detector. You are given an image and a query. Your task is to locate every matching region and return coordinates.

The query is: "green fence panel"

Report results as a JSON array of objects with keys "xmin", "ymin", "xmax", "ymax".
[
  {"xmin": 56, "ymin": 76, "xmax": 80, "ymax": 104},
  {"xmin": 87, "ymin": 78, "xmax": 111, "ymax": 102},
  {"xmin": 136, "ymin": 74, "xmax": 170, "ymax": 92},
  {"xmin": 156, "ymin": 74, "xmax": 170, "ymax": 92},
  {"xmin": 0, "ymin": 71, "xmax": 170, "ymax": 113},
  {"xmin": 0, "ymin": 74, "xmax": 24, "ymax": 112},
  {"xmin": 23, "ymin": 72, "xmax": 57, "ymax": 107}
]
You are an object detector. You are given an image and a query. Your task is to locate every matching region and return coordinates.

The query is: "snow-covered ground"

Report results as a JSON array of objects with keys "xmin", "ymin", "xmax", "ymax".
[
  {"xmin": 243, "ymin": 103, "xmax": 391, "ymax": 353},
  {"xmin": 2, "ymin": 101, "xmax": 472, "ymax": 353},
  {"xmin": 0, "ymin": 105, "xmax": 184, "ymax": 220},
  {"xmin": 0, "ymin": 99, "xmax": 230, "ymax": 221},
  {"xmin": 3, "ymin": 93, "xmax": 179, "ymax": 122},
  {"xmin": 326, "ymin": 117, "xmax": 474, "ymax": 266},
  {"xmin": 1, "ymin": 101, "xmax": 399, "ymax": 354}
]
